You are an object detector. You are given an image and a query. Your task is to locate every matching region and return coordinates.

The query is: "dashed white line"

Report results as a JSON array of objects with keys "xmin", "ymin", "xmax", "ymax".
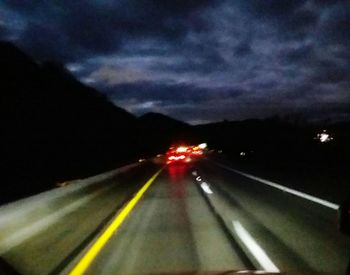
[
  {"xmin": 233, "ymin": 221, "xmax": 280, "ymax": 272},
  {"xmin": 193, "ymin": 171, "xmax": 213, "ymax": 194},
  {"xmin": 200, "ymin": 182, "xmax": 213, "ymax": 194}
]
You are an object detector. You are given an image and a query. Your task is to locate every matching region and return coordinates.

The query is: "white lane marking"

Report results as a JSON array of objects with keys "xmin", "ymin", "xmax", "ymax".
[
  {"xmin": 200, "ymin": 182, "xmax": 213, "ymax": 194},
  {"xmin": 215, "ymin": 162, "xmax": 339, "ymax": 210},
  {"xmin": 233, "ymin": 221, "xmax": 280, "ymax": 272},
  {"xmin": 0, "ymin": 186, "xmax": 110, "ymax": 255},
  {"xmin": 0, "ymin": 163, "xmax": 139, "ymax": 225},
  {"xmin": 194, "ymin": 171, "xmax": 213, "ymax": 194}
]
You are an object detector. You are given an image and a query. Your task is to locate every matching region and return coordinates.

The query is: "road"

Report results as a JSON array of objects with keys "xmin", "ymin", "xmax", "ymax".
[{"xmin": 0, "ymin": 158, "xmax": 349, "ymax": 274}]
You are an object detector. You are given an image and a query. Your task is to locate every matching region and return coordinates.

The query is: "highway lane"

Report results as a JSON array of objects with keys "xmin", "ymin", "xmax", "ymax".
[
  {"xmin": 0, "ymin": 158, "xmax": 349, "ymax": 274},
  {"xmin": 75, "ymin": 163, "xmax": 248, "ymax": 274},
  {"xmin": 0, "ymin": 162, "xmax": 160, "ymax": 275},
  {"xmin": 196, "ymin": 159, "xmax": 350, "ymax": 273}
]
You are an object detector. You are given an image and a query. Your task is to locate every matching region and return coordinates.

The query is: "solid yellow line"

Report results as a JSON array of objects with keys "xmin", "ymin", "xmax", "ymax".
[{"xmin": 69, "ymin": 168, "xmax": 163, "ymax": 275}]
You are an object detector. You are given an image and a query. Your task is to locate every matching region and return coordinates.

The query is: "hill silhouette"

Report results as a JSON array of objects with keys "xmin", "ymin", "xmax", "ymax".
[
  {"xmin": 138, "ymin": 112, "xmax": 188, "ymax": 129},
  {"xmin": 137, "ymin": 112, "xmax": 193, "ymax": 153},
  {"xmin": 1, "ymin": 41, "xmax": 142, "ymax": 203}
]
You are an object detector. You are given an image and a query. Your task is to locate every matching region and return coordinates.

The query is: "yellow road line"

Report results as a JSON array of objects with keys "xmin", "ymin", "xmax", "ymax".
[{"xmin": 69, "ymin": 168, "xmax": 163, "ymax": 275}]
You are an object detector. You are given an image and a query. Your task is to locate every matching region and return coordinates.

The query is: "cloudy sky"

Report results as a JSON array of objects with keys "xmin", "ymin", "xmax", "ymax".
[{"xmin": 1, "ymin": 0, "xmax": 350, "ymax": 124}]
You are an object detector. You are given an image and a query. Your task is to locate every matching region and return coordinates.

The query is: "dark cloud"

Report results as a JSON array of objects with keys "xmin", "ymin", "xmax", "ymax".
[
  {"xmin": 102, "ymin": 82, "xmax": 244, "ymax": 105},
  {"xmin": 318, "ymin": 3, "xmax": 350, "ymax": 44},
  {"xmin": 284, "ymin": 44, "xmax": 314, "ymax": 63},
  {"xmin": 1, "ymin": 0, "xmax": 350, "ymax": 123},
  {"xmin": 233, "ymin": 0, "xmax": 321, "ymax": 43},
  {"xmin": 283, "ymin": 8, "xmax": 318, "ymax": 37},
  {"xmin": 1, "ymin": 0, "xmax": 212, "ymax": 61},
  {"xmin": 247, "ymin": 0, "xmax": 306, "ymax": 16},
  {"xmin": 18, "ymin": 23, "xmax": 80, "ymax": 62},
  {"xmin": 1, "ymin": 0, "xmax": 44, "ymax": 13},
  {"xmin": 312, "ymin": 60, "xmax": 350, "ymax": 84},
  {"xmin": 104, "ymin": 82, "xmax": 251, "ymax": 123},
  {"xmin": 234, "ymin": 39, "xmax": 253, "ymax": 56},
  {"xmin": 0, "ymin": 25, "xmax": 8, "ymax": 39}
]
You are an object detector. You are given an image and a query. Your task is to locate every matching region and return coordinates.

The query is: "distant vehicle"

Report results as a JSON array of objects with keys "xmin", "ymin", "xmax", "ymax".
[
  {"xmin": 190, "ymin": 146, "xmax": 204, "ymax": 157},
  {"xmin": 166, "ymin": 146, "xmax": 191, "ymax": 164},
  {"xmin": 239, "ymin": 150, "xmax": 254, "ymax": 158},
  {"xmin": 166, "ymin": 144, "xmax": 207, "ymax": 164}
]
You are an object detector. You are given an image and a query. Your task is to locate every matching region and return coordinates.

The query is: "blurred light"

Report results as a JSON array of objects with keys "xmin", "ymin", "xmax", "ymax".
[
  {"xmin": 192, "ymin": 150, "xmax": 203, "ymax": 156},
  {"xmin": 314, "ymin": 130, "xmax": 334, "ymax": 143},
  {"xmin": 168, "ymin": 164, "xmax": 187, "ymax": 181},
  {"xmin": 192, "ymin": 171, "xmax": 198, "ymax": 176},
  {"xmin": 176, "ymin": 146, "xmax": 188, "ymax": 153},
  {"xmin": 196, "ymin": 176, "xmax": 202, "ymax": 182},
  {"xmin": 200, "ymin": 182, "xmax": 213, "ymax": 194},
  {"xmin": 198, "ymin": 143, "xmax": 207, "ymax": 149},
  {"xmin": 168, "ymin": 155, "xmax": 186, "ymax": 161},
  {"xmin": 138, "ymin": 159, "xmax": 145, "ymax": 162},
  {"xmin": 320, "ymin": 133, "xmax": 329, "ymax": 142},
  {"xmin": 240, "ymin": 152, "xmax": 246, "ymax": 156}
]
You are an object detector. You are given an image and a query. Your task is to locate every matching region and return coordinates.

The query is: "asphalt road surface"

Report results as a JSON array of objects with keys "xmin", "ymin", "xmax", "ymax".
[{"xmin": 0, "ymin": 158, "xmax": 349, "ymax": 274}]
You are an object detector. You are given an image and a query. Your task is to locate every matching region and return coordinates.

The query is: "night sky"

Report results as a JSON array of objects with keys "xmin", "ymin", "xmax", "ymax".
[{"xmin": 1, "ymin": 1, "xmax": 350, "ymax": 124}]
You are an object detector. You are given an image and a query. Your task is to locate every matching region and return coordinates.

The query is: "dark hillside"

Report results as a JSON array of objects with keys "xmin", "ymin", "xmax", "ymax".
[
  {"xmin": 1, "ymin": 42, "xmax": 140, "ymax": 203},
  {"xmin": 137, "ymin": 112, "xmax": 192, "ymax": 154}
]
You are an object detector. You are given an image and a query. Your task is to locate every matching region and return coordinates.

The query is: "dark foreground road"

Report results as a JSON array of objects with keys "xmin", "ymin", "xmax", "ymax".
[{"xmin": 0, "ymin": 158, "xmax": 349, "ymax": 274}]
